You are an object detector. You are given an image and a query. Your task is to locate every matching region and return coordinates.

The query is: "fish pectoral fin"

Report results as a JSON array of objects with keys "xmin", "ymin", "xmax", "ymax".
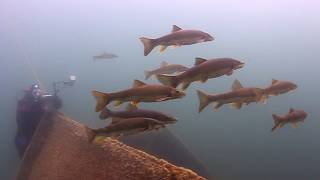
[
  {"xmin": 126, "ymin": 103, "xmax": 138, "ymax": 111},
  {"xmin": 156, "ymin": 97, "xmax": 171, "ymax": 102},
  {"xmin": 291, "ymin": 123, "xmax": 298, "ymax": 128},
  {"xmin": 229, "ymin": 102, "xmax": 242, "ymax": 109},
  {"xmin": 130, "ymin": 101, "xmax": 140, "ymax": 107},
  {"xmin": 226, "ymin": 69, "xmax": 233, "ymax": 76},
  {"xmin": 200, "ymin": 76, "xmax": 208, "ymax": 83},
  {"xmin": 279, "ymin": 122, "xmax": 286, "ymax": 128},
  {"xmin": 181, "ymin": 82, "xmax": 191, "ymax": 90},
  {"xmin": 213, "ymin": 102, "xmax": 223, "ymax": 110},
  {"xmin": 114, "ymin": 100, "xmax": 123, "ymax": 107},
  {"xmin": 259, "ymin": 95, "xmax": 268, "ymax": 104},
  {"xmin": 159, "ymin": 45, "xmax": 168, "ymax": 52}
]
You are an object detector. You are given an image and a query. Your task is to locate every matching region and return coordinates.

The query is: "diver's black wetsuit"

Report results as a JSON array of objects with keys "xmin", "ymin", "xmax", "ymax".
[
  {"xmin": 15, "ymin": 88, "xmax": 62, "ymax": 159},
  {"xmin": 15, "ymin": 93, "xmax": 44, "ymax": 158}
]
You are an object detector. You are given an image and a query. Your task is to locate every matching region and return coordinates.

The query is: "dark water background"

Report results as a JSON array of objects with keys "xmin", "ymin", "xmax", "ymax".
[{"xmin": 1, "ymin": 1, "xmax": 320, "ymax": 179}]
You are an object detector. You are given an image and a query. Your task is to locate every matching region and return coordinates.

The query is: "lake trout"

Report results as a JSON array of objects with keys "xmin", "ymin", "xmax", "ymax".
[
  {"xmin": 197, "ymin": 79, "xmax": 265, "ymax": 112},
  {"xmin": 92, "ymin": 80, "xmax": 185, "ymax": 112},
  {"xmin": 157, "ymin": 57, "xmax": 244, "ymax": 90},
  {"xmin": 140, "ymin": 25, "xmax": 213, "ymax": 56}
]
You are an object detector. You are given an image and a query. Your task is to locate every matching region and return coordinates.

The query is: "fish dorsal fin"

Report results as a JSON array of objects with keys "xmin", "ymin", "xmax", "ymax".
[
  {"xmin": 160, "ymin": 61, "xmax": 169, "ymax": 67},
  {"xmin": 110, "ymin": 118, "xmax": 124, "ymax": 125},
  {"xmin": 194, "ymin": 57, "xmax": 208, "ymax": 66},
  {"xmin": 133, "ymin": 79, "xmax": 146, "ymax": 87},
  {"xmin": 172, "ymin": 25, "xmax": 182, "ymax": 32},
  {"xmin": 126, "ymin": 103, "xmax": 138, "ymax": 111},
  {"xmin": 231, "ymin": 79, "xmax": 243, "ymax": 91},
  {"xmin": 272, "ymin": 79, "xmax": 279, "ymax": 85},
  {"xmin": 289, "ymin": 108, "xmax": 295, "ymax": 113}
]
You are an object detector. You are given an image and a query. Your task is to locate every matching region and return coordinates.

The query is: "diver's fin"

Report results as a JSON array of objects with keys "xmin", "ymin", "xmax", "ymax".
[
  {"xmin": 139, "ymin": 37, "xmax": 157, "ymax": 56},
  {"xmin": 126, "ymin": 103, "xmax": 138, "ymax": 111},
  {"xmin": 160, "ymin": 61, "xmax": 169, "ymax": 67},
  {"xmin": 133, "ymin": 79, "xmax": 146, "ymax": 87},
  {"xmin": 172, "ymin": 25, "xmax": 182, "ymax": 32},
  {"xmin": 194, "ymin": 57, "xmax": 207, "ymax": 66},
  {"xmin": 231, "ymin": 79, "xmax": 243, "ymax": 91},
  {"xmin": 272, "ymin": 79, "xmax": 279, "ymax": 85},
  {"xmin": 91, "ymin": 90, "xmax": 111, "ymax": 112},
  {"xmin": 159, "ymin": 45, "xmax": 168, "ymax": 52}
]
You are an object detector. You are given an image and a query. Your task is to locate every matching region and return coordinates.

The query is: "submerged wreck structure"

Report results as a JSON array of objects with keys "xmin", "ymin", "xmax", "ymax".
[{"xmin": 16, "ymin": 112, "xmax": 208, "ymax": 180}]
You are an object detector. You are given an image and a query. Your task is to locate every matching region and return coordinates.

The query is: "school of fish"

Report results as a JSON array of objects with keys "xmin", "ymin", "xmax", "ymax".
[{"xmin": 90, "ymin": 25, "xmax": 307, "ymax": 140}]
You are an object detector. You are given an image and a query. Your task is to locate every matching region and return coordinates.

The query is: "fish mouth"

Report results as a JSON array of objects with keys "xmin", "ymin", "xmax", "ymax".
[
  {"xmin": 237, "ymin": 62, "xmax": 245, "ymax": 69},
  {"xmin": 165, "ymin": 120, "xmax": 178, "ymax": 124},
  {"xmin": 292, "ymin": 84, "xmax": 298, "ymax": 90},
  {"xmin": 207, "ymin": 36, "xmax": 214, "ymax": 41},
  {"xmin": 163, "ymin": 116, "xmax": 178, "ymax": 124}
]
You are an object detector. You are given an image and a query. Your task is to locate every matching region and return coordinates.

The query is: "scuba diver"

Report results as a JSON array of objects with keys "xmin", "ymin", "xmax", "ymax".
[{"xmin": 15, "ymin": 76, "xmax": 76, "ymax": 159}]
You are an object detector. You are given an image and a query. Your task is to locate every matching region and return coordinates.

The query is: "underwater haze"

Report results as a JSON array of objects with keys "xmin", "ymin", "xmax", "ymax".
[{"xmin": 1, "ymin": 0, "xmax": 320, "ymax": 179}]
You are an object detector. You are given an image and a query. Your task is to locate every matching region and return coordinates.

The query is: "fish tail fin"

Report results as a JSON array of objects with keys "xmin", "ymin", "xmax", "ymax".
[
  {"xmin": 197, "ymin": 90, "xmax": 211, "ymax": 113},
  {"xmin": 144, "ymin": 70, "xmax": 152, "ymax": 80},
  {"xmin": 156, "ymin": 74, "xmax": 178, "ymax": 88},
  {"xmin": 271, "ymin": 114, "xmax": 282, "ymax": 132},
  {"xmin": 99, "ymin": 108, "xmax": 112, "ymax": 120},
  {"xmin": 272, "ymin": 114, "xmax": 282, "ymax": 122},
  {"xmin": 139, "ymin": 37, "xmax": 156, "ymax": 56},
  {"xmin": 92, "ymin": 90, "xmax": 111, "ymax": 112}
]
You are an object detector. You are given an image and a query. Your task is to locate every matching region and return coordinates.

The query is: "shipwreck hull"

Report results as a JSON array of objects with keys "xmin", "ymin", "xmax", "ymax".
[
  {"xmin": 16, "ymin": 112, "xmax": 206, "ymax": 180},
  {"xmin": 120, "ymin": 129, "xmax": 212, "ymax": 179}
]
